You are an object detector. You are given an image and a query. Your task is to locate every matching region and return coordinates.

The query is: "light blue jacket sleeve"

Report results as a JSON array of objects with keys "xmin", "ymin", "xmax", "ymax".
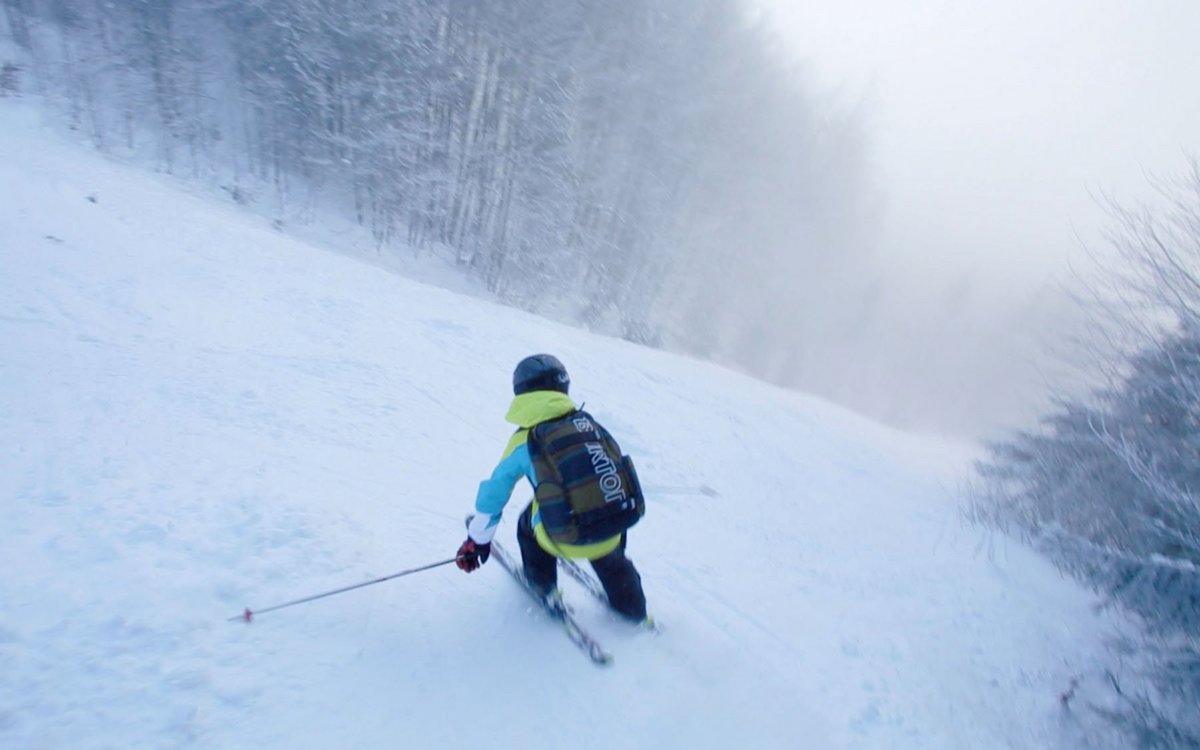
[{"xmin": 468, "ymin": 443, "xmax": 534, "ymax": 544}]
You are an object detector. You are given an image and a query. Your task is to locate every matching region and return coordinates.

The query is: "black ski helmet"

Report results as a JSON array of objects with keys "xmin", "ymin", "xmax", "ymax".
[{"xmin": 513, "ymin": 354, "xmax": 570, "ymax": 395}]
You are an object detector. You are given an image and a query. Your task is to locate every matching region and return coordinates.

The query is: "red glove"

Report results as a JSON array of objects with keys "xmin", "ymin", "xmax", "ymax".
[{"xmin": 456, "ymin": 537, "xmax": 491, "ymax": 572}]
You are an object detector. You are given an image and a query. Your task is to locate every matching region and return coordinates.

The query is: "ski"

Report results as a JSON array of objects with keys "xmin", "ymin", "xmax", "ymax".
[
  {"xmin": 559, "ymin": 556, "xmax": 608, "ymax": 603},
  {"xmin": 489, "ymin": 539, "xmax": 613, "ymax": 666},
  {"xmin": 465, "ymin": 516, "xmax": 612, "ymax": 666},
  {"xmin": 560, "ymin": 554, "xmax": 661, "ymax": 633}
]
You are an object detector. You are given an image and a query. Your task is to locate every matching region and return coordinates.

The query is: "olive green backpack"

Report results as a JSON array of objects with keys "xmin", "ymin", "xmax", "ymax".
[{"xmin": 528, "ymin": 410, "xmax": 645, "ymax": 546}]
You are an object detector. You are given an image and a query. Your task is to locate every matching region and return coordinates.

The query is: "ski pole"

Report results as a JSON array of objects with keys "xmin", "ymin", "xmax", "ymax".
[
  {"xmin": 647, "ymin": 484, "xmax": 719, "ymax": 497},
  {"xmin": 231, "ymin": 557, "xmax": 458, "ymax": 623}
]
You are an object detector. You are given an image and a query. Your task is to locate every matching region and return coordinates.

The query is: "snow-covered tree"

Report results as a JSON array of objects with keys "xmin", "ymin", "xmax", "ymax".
[
  {"xmin": 970, "ymin": 163, "xmax": 1200, "ymax": 748},
  {"xmin": 1, "ymin": 0, "xmax": 871, "ymax": 399}
]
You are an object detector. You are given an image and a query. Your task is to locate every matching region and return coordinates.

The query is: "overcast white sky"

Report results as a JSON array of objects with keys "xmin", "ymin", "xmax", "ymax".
[
  {"xmin": 753, "ymin": 0, "xmax": 1200, "ymax": 435},
  {"xmin": 762, "ymin": 0, "xmax": 1200, "ymax": 283}
]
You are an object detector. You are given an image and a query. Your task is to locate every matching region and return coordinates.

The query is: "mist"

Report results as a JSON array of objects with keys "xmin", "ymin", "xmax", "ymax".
[
  {"xmin": 753, "ymin": 0, "xmax": 1200, "ymax": 437},
  {"xmin": 6, "ymin": 1, "xmax": 1197, "ymax": 440}
]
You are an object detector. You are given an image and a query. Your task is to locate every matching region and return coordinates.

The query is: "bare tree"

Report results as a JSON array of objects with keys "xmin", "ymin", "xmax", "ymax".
[{"xmin": 970, "ymin": 162, "xmax": 1200, "ymax": 748}]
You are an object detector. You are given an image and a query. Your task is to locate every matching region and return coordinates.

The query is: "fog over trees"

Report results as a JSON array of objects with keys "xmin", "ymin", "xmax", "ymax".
[{"xmin": 0, "ymin": 0, "xmax": 873, "ymax": 386}]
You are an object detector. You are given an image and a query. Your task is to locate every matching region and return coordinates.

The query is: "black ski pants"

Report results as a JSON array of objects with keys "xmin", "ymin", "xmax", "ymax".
[{"xmin": 516, "ymin": 503, "xmax": 647, "ymax": 622}]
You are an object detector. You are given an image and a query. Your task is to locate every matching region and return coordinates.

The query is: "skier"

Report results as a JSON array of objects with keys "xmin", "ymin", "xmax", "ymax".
[{"xmin": 455, "ymin": 354, "xmax": 648, "ymax": 623}]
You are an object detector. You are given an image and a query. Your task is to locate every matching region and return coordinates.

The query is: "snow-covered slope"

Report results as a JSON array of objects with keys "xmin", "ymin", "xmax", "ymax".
[{"xmin": 1, "ymin": 100, "xmax": 1126, "ymax": 749}]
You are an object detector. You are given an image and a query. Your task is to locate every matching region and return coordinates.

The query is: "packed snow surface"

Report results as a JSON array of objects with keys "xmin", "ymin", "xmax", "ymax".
[{"xmin": 1, "ymin": 100, "xmax": 1124, "ymax": 749}]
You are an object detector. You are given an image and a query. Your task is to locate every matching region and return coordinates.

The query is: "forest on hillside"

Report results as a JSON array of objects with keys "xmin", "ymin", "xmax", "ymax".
[{"xmin": 0, "ymin": 0, "xmax": 872, "ymax": 383}]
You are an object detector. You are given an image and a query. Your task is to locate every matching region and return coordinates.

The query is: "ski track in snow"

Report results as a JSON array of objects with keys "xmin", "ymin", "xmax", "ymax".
[{"xmin": 0, "ymin": 99, "xmax": 1131, "ymax": 749}]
